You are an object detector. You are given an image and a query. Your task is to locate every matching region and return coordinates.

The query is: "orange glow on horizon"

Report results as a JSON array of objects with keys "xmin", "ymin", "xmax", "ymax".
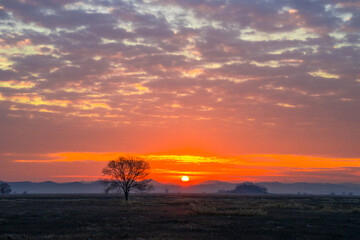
[{"xmin": 7, "ymin": 152, "xmax": 360, "ymax": 184}]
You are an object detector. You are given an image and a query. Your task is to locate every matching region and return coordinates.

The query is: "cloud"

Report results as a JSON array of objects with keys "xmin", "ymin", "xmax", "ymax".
[{"xmin": 0, "ymin": 0, "xmax": 360, "ymax": 183}]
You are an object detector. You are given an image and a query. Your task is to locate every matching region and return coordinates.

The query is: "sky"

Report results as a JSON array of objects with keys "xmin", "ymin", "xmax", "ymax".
[{"xmin": 0, "ymin": 0, "xmax": 360, "ymax": 184}]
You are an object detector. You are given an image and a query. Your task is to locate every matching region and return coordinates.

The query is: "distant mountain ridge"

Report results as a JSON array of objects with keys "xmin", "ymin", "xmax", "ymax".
[
  {"xmin": 4, "ymin": 180, "xmax": 360, "ymax": 195},
  {"xmin": 7, "ymin": 181, "xmax": 104, "ymax": 194},
  {"xmin": 259, "ymin": 182, "xmax": 360, "ymax": 195}
]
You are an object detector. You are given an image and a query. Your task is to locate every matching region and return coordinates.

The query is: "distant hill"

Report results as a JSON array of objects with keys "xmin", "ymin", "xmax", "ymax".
[{"xmin": 5, "ymin": 180, "xmax": 360, "ymax": 195}]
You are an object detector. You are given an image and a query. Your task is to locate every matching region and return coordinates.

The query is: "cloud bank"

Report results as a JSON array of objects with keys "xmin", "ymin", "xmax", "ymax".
[{"xmin": 0, "ymin": 0, "xmax": 360, "ymax": 182}]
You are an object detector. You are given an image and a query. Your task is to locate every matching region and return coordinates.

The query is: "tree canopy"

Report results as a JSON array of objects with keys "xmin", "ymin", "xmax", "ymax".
[
  {"xmin": 0, "ymin": 182, "xmax": 12, "ymax": 195},
  {"xmin": 101, "ymin": 156, "xmax": 153, "ymax": 201}
]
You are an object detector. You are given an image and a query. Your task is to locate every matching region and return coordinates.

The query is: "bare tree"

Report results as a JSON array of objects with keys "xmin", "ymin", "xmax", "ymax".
[
  {"xmin": 100, "ymin": 156, "xmax": 153, "ymax": 201},
  {"xmin": 0, "ymin": 182, "xmax": 12, "ymax": 195}
]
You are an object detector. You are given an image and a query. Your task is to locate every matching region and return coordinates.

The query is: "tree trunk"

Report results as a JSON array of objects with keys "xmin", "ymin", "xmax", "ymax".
[{"xmin": 124, "ymin": 191, "xmax": 129, "ymax": 201}]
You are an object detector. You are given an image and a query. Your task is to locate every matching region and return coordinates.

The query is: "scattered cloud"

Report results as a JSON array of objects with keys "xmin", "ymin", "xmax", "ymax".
[{"xmin": 1, "ymin": 0, "xmax": 360, "ymax": 182}]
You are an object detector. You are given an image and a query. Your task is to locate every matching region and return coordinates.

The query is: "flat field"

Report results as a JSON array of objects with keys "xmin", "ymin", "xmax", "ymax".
[{"xmin": 1, "ymin": 194, "xmax": 360, "ymax": 239}]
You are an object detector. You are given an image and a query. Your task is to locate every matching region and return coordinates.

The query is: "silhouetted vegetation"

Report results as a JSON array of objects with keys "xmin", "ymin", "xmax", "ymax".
[
  {"xmin": 100, "ymin": 156, "xmax": 153, "ymax": 201},
  {"xmin": 0, "ymin": 182, "xmax": 11, "ymax": 195},
  {"xmin": 219, "ymin": 182, "xmax": 268, "ymax": 194}
]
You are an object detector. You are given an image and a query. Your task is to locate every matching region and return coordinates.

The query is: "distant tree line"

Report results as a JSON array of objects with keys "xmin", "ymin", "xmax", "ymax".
[{"xmin": 219, "ymin": 182, "xmax": 268, "ymax": 194}]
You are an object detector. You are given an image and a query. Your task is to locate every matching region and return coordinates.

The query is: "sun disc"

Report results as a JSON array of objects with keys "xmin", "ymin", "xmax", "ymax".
[{"xmin": 181, "ymin": 176, "xmax": 189, "ymax": 182}]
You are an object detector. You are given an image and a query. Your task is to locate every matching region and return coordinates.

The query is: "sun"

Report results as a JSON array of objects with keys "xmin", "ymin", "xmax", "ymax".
[{"xmin": 181, "ymin": 176, "xmax": 189, "ymax": 182}]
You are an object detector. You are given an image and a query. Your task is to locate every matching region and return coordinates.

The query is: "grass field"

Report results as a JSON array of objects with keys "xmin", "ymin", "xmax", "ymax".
[{"xmin": 1, "ymin": 194, "xmax": 360, "ymax": 239}]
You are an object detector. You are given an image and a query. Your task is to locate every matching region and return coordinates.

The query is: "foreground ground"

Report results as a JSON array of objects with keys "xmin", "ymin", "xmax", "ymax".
[{"xmin": 1, "ymin": 194, "xmax": 360, "ymax": 240}]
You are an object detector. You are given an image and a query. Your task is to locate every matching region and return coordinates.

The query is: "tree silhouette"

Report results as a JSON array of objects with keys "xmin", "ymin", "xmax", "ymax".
[
  {"xmin": 0, "ymin": 182, "xmax": 12, "ymax": 195},
  {"xmin": 227, "ymin": 182, "xmax": 267, "ymax": 194},
  {"xmin": 100, "ymin": 156, "xmax": 153, "ymax": 201}
]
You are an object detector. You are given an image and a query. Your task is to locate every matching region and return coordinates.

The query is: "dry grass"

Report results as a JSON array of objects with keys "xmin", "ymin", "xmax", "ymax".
[
  {"xmin": 261, "ymin": 200, "xmax": 317, "ymax": 210},
  {"xmin": 351, "ymin": 207, "xmax": 360, "ymax": 214},
  {"xmin": 318, "ymin": 204, "xmax": 360, "ymax": 213},
  {"xmin": 160, "ymin": 198, "xmax": 200, "ymax": 206},
  {"xmin": 1, "ymin": 194, "xmax": 360, "ymax": 239},
  {"xmin": 189, "ymin": 201, "xmax": 267, "ymax": 216}
]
